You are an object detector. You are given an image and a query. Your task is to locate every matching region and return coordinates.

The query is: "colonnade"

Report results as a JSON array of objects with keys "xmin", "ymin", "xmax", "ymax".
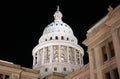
[{"xmin": 33, "ymin": 45, "xmax": 83, "ymax": 66}]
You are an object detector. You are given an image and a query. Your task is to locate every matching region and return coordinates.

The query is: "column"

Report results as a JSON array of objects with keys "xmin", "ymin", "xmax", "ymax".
[
  {"xmin": 94, "ymin": 47, "xmax": 104, "ymax": 79},
  {"xmin": 59, "ymin": 45, "xmax": 61, "ymax": 63},
  {"xmin": 50, "ymin": 46, "xmax": 53, "ymax": 63},
  {"xmin": 74, "ymin": 49, "xmax": 77, "ymax": 65},
  {"xmin": 33, "ymin": 56, "xmax": 35, "ymax": 67},
  {"xmin": 106, "ymin": 44, "xmax": 111, "ymax": 60},
  {"xmin": 88, "ymin": 49, "xmax": 95, "ymax": 79},
  {"xmin": 42, "ymin": 48, "xmax": 45, "ymax": 64},
  {"xmin": 67, "ymin": 46, "xmax": 70, "ymax": 63},
  {"xmin": 110, "ymin": 70, "xmax": 115, "ymax": 79},
  {"xmin": 37, "ymin": 51, "xmax": 40, "ymax": 65},
  {"xmin": 81, "ymin": 55, "xmax": 83, "ymax": 66},
  {"xmin": 112, "ymin": 30, "xmax": 120, "ymax": 76},
  {"xmin": 79, "ymin": 53, "xmax": 83, "ymax": 66},
  {"xmin": 78, "ymin": 51, "xmax": 81, "ymax": 66}
]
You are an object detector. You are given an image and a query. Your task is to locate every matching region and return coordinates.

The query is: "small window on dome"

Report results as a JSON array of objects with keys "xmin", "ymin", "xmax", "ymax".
[
  {"xmin": 63, "ymin": 67, "xmax": 66, "ymax": 71},
  {"xmin": 45, "ymin": 39, "xmax": 47, "ymax": 41},
  {"xmin": 61, "ymin": 36, "xmax": 64, "ymax": 40},
  {"xmin": 50, "ymin": 37, "xmax": 52, "ymax": 40},
  {"xmin": 67, "ymin": 37, "xmax": 69, "ymax": 41},
  {"xmin": 55, "ymin": 36, "xmax": 58, "ymax": 40},
  {"xmin": 65, "ymin": 25, "xmax": 67, "ymax": 27},
  {"xmin": 61, "ymin": 24, "xmax": 63, "ymax": 26},
  {"xmin": 54, "ymin": 67, "xmax": 57, "ymax": 71},
  {"xmin": 45, "ymin": 68, "xmax": 48, "ymax": 72},
  {"xmin": 56, "ymin": 24, "xmax": 58, "ymax": 26}
]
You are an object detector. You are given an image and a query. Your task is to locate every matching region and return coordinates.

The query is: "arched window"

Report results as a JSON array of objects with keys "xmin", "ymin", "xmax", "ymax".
[
  {"xmin": 45, "ymin": 68, "xmax": 48, "ymax": 72},
  {"xmin": 50, "ymin": 37, "xmax": 52, "ymax": 40},
  {"xmin": 67, "ymin": 37, "xmax": 69, "ymax": 41},
  {"xmin": 56, "ymin": 23, "xmax": 58, "ymax": 25},
  {"xmin": 55, "ymin": 36, "xmax": 58, "ymax": 40},
  {"xmin": 61, "ymin": 36, "xmax": 64, "ymax": 40},
  {"xmin": 45, "ymin": 39, "xmax": 47, "ymax": 41},
  {"xmin": 63, "ymin": 67, "xmax": 66, "ymax": 71},
  {"xmin": 54, "ymin": 67, "xmax": 57, "ymax": 71}
]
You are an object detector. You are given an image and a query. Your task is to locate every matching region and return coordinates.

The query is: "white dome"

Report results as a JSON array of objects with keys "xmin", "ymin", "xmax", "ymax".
[
  {"xmin": 43, "ymin": 7, "xmax": 73, "ymax": 35},
  {"xmin": 32, "ymin": 6, "xmax": 84, "ymax": 79},
  {"xmin": 43, "ymin": 21, "xmax": 73, "ymax": 35},
  {"xmin": 39, "ymin": 6, "xmax": 76, "ymax": 44}
]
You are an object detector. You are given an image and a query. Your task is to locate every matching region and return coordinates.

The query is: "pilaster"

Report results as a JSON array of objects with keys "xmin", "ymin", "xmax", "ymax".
[{"xmin": 112, "ymin": 30, "xmax": 120, "ymax": 76}]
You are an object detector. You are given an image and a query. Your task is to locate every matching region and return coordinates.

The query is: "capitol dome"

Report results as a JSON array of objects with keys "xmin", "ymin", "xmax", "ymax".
[
  {"xmin": 32, "ymin": 6, "xmax": 84, "ymax": 79},
  {"xmin": 43, "ymin": 8, "xmax": 74, "ymax": 35}
]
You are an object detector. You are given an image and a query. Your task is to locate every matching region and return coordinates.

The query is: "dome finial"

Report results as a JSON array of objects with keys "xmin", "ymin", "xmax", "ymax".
[
  {"xmin": 57, "ymin": 5, "xmax": 60, "ymax": 11},
  {"xmin": 54, "ymin": 5, "xmax": 63, "ymax": 22}
]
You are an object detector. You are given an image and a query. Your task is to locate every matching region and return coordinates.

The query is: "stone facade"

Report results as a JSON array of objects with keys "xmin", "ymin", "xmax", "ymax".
[
  {"xmin": 65, "ymin": 64, "xmax": 90, "ymax": 79},
  {"xmin": 0, "ymin": 60, "xmax": 40, "ymax": 79},
  {"xmin": 64, "ymin": 4, "xmax": 120, "ymax": 79}
]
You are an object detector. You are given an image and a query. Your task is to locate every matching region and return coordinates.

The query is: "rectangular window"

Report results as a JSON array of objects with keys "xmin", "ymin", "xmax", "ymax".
[
  {"xmin": 5, "ymin": 75, "xmax": 10, "ymax": 79},
  {"xmin": 102, "ymin": 46, "xmax": 108, "ymax": 62},
  {"xmin": 108, "ymin": 41, "xmax": 115, "ymax": 58},
  {"xmin": 45, "ymin": 68, "xmax": 48, "ymax": 72},
  {"xmin": 54, "ymin": 67, "xmax": 57, "ymax": 71},
  {"xmin": 63, "ymin": 67, "xmax": 66, "ymax": 71},
  {"xmin": 0, "ymin": 74, "xmax": 3, "ymax": 79},
  {"xmin": 113, "ymin": 68, "xmax": 119, "ymax": 79},
  {"xmin": 105, "ymin": 72, "xmax": 111, "ymax": 79}
]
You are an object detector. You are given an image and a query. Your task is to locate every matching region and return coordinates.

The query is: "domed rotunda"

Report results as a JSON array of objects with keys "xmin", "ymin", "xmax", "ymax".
[{"xmin": 32, "ymin": 6, "xmax": 84, "ymax": 79}]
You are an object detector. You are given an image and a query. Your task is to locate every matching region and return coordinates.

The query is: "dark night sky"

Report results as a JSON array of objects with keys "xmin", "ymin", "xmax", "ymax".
[{"xmin": 0, "ymin": 0, "xmax": 119, "ymax": 68}]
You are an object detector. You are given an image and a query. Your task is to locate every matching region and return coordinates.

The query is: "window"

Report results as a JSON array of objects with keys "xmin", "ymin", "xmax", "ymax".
[
  {"xmin": 67, "ymin": 37, "xmax": 69, "ymax": 41},
  {"xmin": 45, "ymin": 68, "xmax": 48, "ymax": 72},
  {"xmin": 55, "ymin": 36, "xmax": 58, "ymax": 40},
  {"xmin": 0, "ymin": 74, "xmax": 3, "ymax": 79},
  {"xmin": 54, "ymin": 67, "xmax": 57, "ymax": 71},
  {"xmin": 61, "ymin": 36, "xmax": 64, "ymax": 40},
  {"xmin": 50, "ymin": 37, "xmax": 52, "ymax": 40},
  {"xmin": 63, "ymin": 67, "xmax": 66, "ymax": 71},
  {"xmin": 45, "ymin": 39, "xmax": 47, "ymax": 41},
  {"xmin": 108, "ymin": 41, "xmax": 115, "ymax": 58},
  {"xmin": 5, "ymin": 75, "xmax": 10, "ymax": 79},
  {"xmin": 113, "ymin": 68, "xmax": 119, "ymax": 79},
  {"xmin": 102, "ymin": 46, "xmax": 108, "ymax": 62},
  {"xmin": 105, "ymin": 72, "xmax": 111, "ymax": 79}
]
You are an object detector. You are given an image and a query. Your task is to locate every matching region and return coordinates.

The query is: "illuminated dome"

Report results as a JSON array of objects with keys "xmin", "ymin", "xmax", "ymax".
[
  {"xmin": 43, "ymin": 6, "xmax": 73, "ymax": 35},
  {"xmin": 32, "ymin": 6, "xmax": 84, "ymax": 79}
]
